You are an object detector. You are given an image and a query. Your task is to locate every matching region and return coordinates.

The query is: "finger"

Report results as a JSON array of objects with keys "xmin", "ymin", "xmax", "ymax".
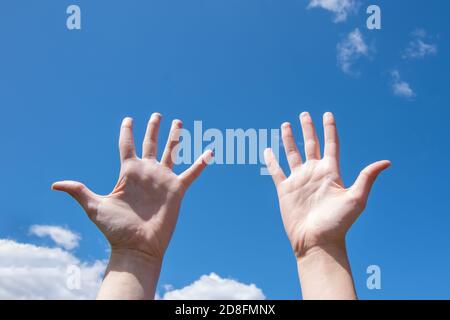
[
  {"xmin": 264, "ymin": 148, "xmax": 287, "ymax": 187},
  {"xmin": 299, "ymin": 112, "xmax": 320, "ymax": 161},
  {"xmin": 281, "ymin": 122, "xmax": 302, "ymax": 171},
  {"xmin": 179, "ymin": 150, "xmax": 213, "ymax": 188},
  {"xmin": 142, "ymin": 113, "xmax": 162, "ymax": 159},
  {"xmin": 52, "ymin": 181, "xmax": 99, "ymax": 215},
  {"xmin": 350, "ymin": 160, "xmax": 391, "ymax": 204},
  {"xmin": 119, "ymin": 117, "xmax": 136, "ymax": 162},
  {"xmin": 161, "ymin": 119, "xmax": 183, "ymax": 169},
  {"xmin": 323, "ymin": 112, "xmax": 340, "ymax": 162}
]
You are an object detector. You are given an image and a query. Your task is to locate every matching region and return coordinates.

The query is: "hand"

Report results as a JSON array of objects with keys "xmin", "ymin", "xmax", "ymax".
[
  {"xmin": 265, "ymin": 112, "xmax": 390, "ymax": 299},
  {"xmin": 264, "ymin": 112, "xmax": 390, "ymax": 258},
  {"xmin": 53, "ymin": 113, "xmax": 212, "ymax": 299}
]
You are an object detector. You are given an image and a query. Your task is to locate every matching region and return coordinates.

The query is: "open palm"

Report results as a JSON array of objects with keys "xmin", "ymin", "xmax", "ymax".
[
  {"xmin": 265, "ymin": 112, "xmax": 390, "ymax": 257},
  {"xmin": 53, "ymin": 114, "xmax": 212, "ymax": 260}
]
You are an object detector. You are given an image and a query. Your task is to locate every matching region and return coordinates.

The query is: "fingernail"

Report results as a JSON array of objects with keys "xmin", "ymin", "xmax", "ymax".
[
  {"xmin": 323, "ymin": 112, "xmax": 335, "ymax": 122},
  {"xmin": 172, "ymin": 119, "xmax": 183, "ymax": 128},
  {"xmin": 122, "ymin": 117, "xmax": 133, "ymax": 126},
  {"xmin": 204, "ymin": 150, "xmax": 214, "ymax": 164},
  {"xmin": 151, "ymin": 113, "xmax": 162, "ymax": 120},
  {"xmin": 300, "ymin": 112, "xmax": 310, "ymax": 119}
]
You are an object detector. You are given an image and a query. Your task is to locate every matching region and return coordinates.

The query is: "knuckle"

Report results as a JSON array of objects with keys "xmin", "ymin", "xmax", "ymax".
[
  {"xmin": 73, "ymin": 183, "xmax": 86, "ymax": 193},
  {"xmin": 348, "ymin": 193, "xmax": 366, "ymax": 210}
]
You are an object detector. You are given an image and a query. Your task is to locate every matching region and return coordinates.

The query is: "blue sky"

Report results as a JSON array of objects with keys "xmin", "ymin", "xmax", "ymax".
[{"xmin": 0, "ymin": 0, "xmax": 450, "ymax": 299}]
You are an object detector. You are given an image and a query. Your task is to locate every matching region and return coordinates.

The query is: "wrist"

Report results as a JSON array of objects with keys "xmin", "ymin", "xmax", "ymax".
[
  {"xmin": 110, "ymin": 247, "xmax": 164, "ymax": 267},
  {"xmin": 296, "ymin": 239, "xmax": 347, "ymax": 263},
  {"xmin": 295, "ymin": 241, "xmax": 357, "ymax": 300},
  {"xmin": 97, "ymin": 248, "xmax": 163, "ymax": 300}
]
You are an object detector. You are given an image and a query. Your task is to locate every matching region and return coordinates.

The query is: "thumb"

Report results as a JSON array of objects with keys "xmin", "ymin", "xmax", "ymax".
[
  {"xmin": 52, "ymin": 181, "xmax": 99, "ymax": 214},
  {"xmin": 350, "ymin": 160, "xmax": 391, "ymax": 206}
]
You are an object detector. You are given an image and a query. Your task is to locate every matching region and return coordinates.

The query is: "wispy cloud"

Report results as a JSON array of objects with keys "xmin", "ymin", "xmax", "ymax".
[
  {"xmin": 161, "ymin": 273, "xmax": 265, "ymax": 300},
  {"xmin": 391, "ymin": 70, "xmax": 415, "ymax": 99},
  {"xmin": 402, "ymin": 29, "xmax": 437, "ymax": 60},
  {"xmin": 337, "ymin": 28, "xmax": 369, "ymax": 75},
  {"xmin": 307, "ymin": 0, "xmax": 358, "ymax": 23},
  {"xmin": 0, "ymin": 239, "xmax": 105, "ymax": 299},
  {"xmin": 29, "ymin": 225, "xmax": 81, "ymax": 250}
]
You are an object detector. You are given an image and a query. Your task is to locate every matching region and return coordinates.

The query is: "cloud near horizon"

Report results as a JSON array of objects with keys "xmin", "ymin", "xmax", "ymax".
[
  {"xmin": 0, "ymin": 239, "xmax": 105, "ymax": 299},
  {"xmin": 161, "ymin": 273, "xmax": 266, "ymax": 300},
  {"xmin": 29, "ymin": 225, "xmax": 81, "ymax": 250},
  {"xmin": 0, "ymin": 227, "xmax": 265, "ymax": 300}
]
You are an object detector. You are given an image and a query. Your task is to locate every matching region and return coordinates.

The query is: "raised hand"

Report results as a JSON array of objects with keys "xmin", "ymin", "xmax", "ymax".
[
  {"xmin": 264, "ymin": 112, "xmax": 390, "ymax": 299},
  {"xmin": 53, "ymin": 114, "xmax": 212, "ymax": 299}
]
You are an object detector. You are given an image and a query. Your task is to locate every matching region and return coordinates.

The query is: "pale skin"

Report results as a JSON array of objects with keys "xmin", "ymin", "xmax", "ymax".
[
  {"xmin": 264, "ymin": 112, "xmax": 391, "ymax": 300},
  {"xmin": 52, "ymin": 113, "xmax": 212, "ymax": 300}
]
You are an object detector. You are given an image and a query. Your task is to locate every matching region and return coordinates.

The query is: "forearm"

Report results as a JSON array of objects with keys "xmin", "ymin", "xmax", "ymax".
[
  {"xmin": 97, "ymin": 248, "xmax": 162, "ymax": 300},
  {"xmin": 296, "ymin": 241, "xmax": 357, "ymax": 300}
]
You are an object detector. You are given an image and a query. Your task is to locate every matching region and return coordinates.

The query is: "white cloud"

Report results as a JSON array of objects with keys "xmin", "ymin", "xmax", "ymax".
[
  {"xmin": 162, "ymin": 273, "xmax": 265, "ymax": 300},
  {"xmin": 308, "ymin": 0, "xmax": 358, "ymax": 22},
  {"xmin": 0, "ymin": 228, "xmax": 264, "ymax": 300},
  {"xmin": 402, "ymin": 29, "xmax": 437, "ymax": 59},
  {"xmin": 391, "ymin": 70, "xmax": 415, "ymax": 99},
  {"xmin": 29, "ymin": 225, "xmax": 80, "ymax": 250},
  {"xmin": 0, "ymin": 239, "xmax": 106, "ymax": 299},
  {"xmin": 337, "ymin": 28, "xmax": 369, "ymax": 75}
]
